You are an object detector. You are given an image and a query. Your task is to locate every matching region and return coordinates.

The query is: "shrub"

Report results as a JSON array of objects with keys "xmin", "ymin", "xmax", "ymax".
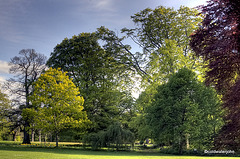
[{"xmin": 83, "ymin": 122, "xmax": 134, "ymax": 150}]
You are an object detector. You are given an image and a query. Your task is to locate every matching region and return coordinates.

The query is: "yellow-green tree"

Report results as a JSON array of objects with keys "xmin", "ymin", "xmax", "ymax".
[
  {"xmin": 23, "ymin": 68, "xmax": 90, "ymax": 147},
  {"xmin": 0, "ymin": 89, "xmax": 12, "ymax": 140}
]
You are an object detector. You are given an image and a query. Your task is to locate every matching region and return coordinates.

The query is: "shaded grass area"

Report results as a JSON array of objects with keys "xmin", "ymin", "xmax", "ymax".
[
  {"xmin": 0, "ymin": 141, "xmax": 239, "ymax": 159},
  {"xmin": 0, "ymin": 141, "xmax": 82, "ymax": 148},
  {"xmin": 0, "ymin": 141, "xmax": 157, "ymax": 151}
]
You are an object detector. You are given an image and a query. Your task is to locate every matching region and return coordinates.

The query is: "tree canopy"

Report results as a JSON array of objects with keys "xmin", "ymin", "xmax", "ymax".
[
  {"xmin": 23, "ymin": 68, "xmax": 90, "ymax": 147},
  {"xmin": 6, "ymin": 49, "xmax": 46, "ymax": 144},
  {"xmin": 145, "ymin": 68, "xmax": 223, "ymax": 154},
  {"xmin": 190, "ymin": 0, "xmax": 239, "ymax": 91},
  {"xmin": 190, "ymin": 0, "xmax": 240, "ymax": 150},
  {"xmin": 47, "ymin": 29, "xmax": 136, "ymax": 132},
  {"xmin": 127, "ymin": 6, "xmax": 209, "ymax": 144},
  {"xmin": 122, "ymin": 6, "xmax": 204, "ymax": 85}
]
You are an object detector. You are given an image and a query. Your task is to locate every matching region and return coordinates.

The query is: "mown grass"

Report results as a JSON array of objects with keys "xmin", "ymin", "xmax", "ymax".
[{"xmin": 0, "ymin": 141, "xmax": 238, "ymax": 159}]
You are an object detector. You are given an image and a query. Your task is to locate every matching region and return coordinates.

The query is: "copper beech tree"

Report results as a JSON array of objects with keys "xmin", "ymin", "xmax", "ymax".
[{"xmin": 190, "ymin": 0, "xmax": 240, "ymax": 150}]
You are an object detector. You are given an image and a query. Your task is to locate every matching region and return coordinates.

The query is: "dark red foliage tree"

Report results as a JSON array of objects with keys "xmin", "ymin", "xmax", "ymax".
[{"xmin": 190, "ymin": 0, "xmax": 240, "ymax": 150}]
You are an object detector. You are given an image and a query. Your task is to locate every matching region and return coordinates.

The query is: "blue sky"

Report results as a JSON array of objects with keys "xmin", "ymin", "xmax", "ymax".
[{"xmin": 0, "ymin": 0, "xmax": 207, "ymax": 83}]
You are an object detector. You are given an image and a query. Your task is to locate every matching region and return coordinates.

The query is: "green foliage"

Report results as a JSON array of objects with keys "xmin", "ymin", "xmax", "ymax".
[
  {"xmin": 105, "ymin": 122, "xmax": 135, "ymax": 149},
  {"xmin": 23, "ymin": 68, "xmax": 90, "ymax": 146},
  {"xmin": 129, "ymin": 82, "xmax": 159, "ymax": 141},
  {"xmin": 0, "ymin": 89, "xmax": 12, "ymax": 140},
  {"xmin": 0, "ymin": 89, "xmax": 11, "ymax": 114},
  {"xmin": 126, "ymin": 7, "xmax": 207, "ymax": 142},
  {"xmin": 58, "ymin": 128, "xmax": 85, "ymax": 142},
  {"xmin": 122, "ymin": 6, "xmax": 205, "ymax": 86},
  {"xmin": 83, "ymin": 122, "xmax": 134, "ymax": 150},
  {"xmin": 47, "ymin": 30, "xmax": 136, "ymax": 132},
  {"xmin": 145, "ymin": 68, "xmax": 224, "ymax": 154},
  {"xmin": 129, "ymin": 114, "xmax": 151, "ymax": 141}
]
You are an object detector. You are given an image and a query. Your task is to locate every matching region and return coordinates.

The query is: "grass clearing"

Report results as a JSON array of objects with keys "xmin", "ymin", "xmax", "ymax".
[{"xmin": 0, "ymin": 141, "xmax": 238, "ymax": 159}]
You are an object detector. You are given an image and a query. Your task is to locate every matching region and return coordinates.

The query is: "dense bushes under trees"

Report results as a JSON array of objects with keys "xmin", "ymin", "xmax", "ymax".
[{"xmin": 83, "ymin": 122, "xmax": 134, "ymax": 150}]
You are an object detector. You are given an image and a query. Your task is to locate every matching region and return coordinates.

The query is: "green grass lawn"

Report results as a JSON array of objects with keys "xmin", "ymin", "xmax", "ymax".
[{"xmin": 0, "ymin": 141, "xmax": 238, "ymax": 159}]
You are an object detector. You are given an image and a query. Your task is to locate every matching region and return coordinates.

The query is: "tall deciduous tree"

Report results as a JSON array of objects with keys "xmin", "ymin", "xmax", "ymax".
[
  {"xmin": 23, "ymin": 68, "xmax": 90, "ymax": 147},
  {"xmin": 122, "ymin": 6, "xmax": 204, "ymax": 86},
  {"xmin": 145, "ymin": 68, "xmax": 223, "ymax": 154},
  {"xmin": 190, "ymin": 0, "xmax": 240, "ymax": 150},
  {"xmin": 47, "ymin": 30, "xmax": 136, "ymax": 132},
  {"xmin": 123, "ymin": 7, "xmax": 206, "ymax": 132},
  {"xmin": 7, "ymin": 49, "xmax": 46, "ymax": 144}
]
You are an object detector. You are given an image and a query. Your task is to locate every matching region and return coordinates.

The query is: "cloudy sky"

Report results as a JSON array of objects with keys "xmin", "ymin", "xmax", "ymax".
[{"xmin": 0, "ymin": 0, "xmax": 207, "ymax": 84}]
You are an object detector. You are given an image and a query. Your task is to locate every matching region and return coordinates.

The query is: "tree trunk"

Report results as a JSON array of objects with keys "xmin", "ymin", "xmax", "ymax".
[
  {"xmin": 55, "ymin": 133, "xmax": 59, "ymax": 147},
  {"xmin": 45, "ymin": 134, "xmax": 47, "ymax": 142},
  {"xmin": 22, "ymin": 121, "xmax": 31, "ymax": 144},
  {"xmin": 50, "ymin": 134, "xmax": 52, "ymax": 142},
  {"xmin": 39, "ymin": 130, "xmax": 41, "ymax": 142},
  {"xmin": 12, "ymin": 132, "xmax": 16, "ymax": 141},
  {"xmin": 116, "ymin": 143, "xmax": 119, "ymax": 151},
  {"xmin": 131, "ymin": 142, "xmax": 134, "ymax": 150},
  {"xmin": 178, "ymin": 134, "xmax": 184, "ymax": 155},
  {"xmin": 32, "ymin": 130, "xmax": 35, "ymax": 142},
  {"xmin": 23, "ymin": 86, "xmax": 31, "ymax": 144},
  {"xmin": 186, "ymin": 133, "xmax": 190, "ymax": 149}
]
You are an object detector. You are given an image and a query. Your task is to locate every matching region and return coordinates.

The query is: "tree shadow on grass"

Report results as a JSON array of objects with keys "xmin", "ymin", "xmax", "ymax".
[{"xmin": 0, "ymin": 145, "xmax": 171, "ymax": 157}]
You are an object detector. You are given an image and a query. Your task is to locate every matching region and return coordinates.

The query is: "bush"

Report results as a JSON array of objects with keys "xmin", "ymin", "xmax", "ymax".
[
  {"xmin": 83, "ymin": 122, "xmax": 134, "ymax": 150},
  {"xmin": 16, "ymin": 136, "xmax": 22, "ymax": 142}
]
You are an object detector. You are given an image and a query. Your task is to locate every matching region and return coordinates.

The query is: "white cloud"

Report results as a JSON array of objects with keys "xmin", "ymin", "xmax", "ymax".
[
  {"xmin": 0, "ymin": 76, "xmax": 6, "ymax": 83},
  {"xmin": 0, "ymin": 60, "xmax": 10, "ymax": 86},
  {"xmin": 0, "ymin": 60, "xmax": 10, "ymax": 74},
  {"xmin": 72, "ymin": 0, "xmax": 118, "ymax": 16},
  {"xmin": 91, "ymin": 0, "xmax": 115, "ymax": 12}
]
